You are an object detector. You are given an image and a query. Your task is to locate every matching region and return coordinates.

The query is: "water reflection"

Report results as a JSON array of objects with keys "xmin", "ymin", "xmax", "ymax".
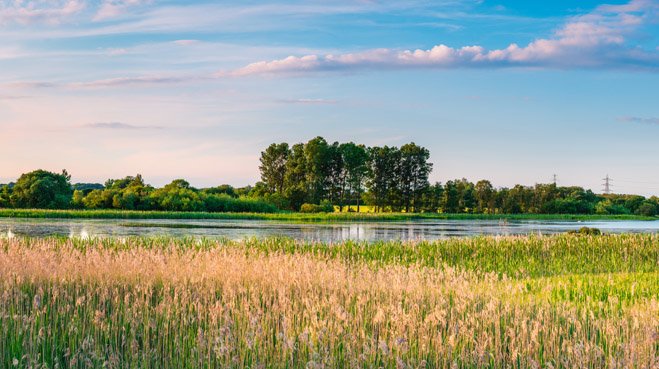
[{"xmin": 0, "ymin": 218, "xmax": 657, "ymax": 242}]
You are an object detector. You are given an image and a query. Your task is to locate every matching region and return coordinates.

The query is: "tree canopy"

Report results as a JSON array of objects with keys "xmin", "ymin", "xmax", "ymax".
[{"xmin": 10, "ymin": 170, "xmax": 72, "ymax": 209}]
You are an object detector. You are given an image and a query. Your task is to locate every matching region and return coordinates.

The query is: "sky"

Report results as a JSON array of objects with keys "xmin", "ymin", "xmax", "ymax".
[{"xmin": 0, "ymin": 0, "xmax": 658, "ymax": 195}]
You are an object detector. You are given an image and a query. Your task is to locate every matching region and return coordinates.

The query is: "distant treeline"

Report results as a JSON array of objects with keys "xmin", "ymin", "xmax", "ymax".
[
  {"xmin": 425, "ymin": 179, "xmax": 659, "ymax": 216},
  {"xmin": 0, "ymin": 170, "xmax": 276, "ymax": 213},
  {"xmin": 0, "ymin": 136, "xmax": 658, "ymax": 216}
]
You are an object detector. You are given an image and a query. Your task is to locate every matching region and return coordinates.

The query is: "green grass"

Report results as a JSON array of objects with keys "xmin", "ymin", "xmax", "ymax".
[
  {"xmin": 239, "ymin": 233, "xmax": 659, "ymax": 278},
  {"xmin": 1, "ymin": 208, "xmax": 656, "ymax": 222}
]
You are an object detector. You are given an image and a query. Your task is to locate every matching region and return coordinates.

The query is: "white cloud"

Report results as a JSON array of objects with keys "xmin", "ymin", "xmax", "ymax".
[{"xmin": 227, "ymin": 0, "xmax": 659, "ymax": 75}]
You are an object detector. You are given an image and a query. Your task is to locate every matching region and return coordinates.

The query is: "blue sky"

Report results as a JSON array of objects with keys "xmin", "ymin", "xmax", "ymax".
[{"xmin": 0, "ymin": 0, "xmax": 658, "ymax": 195}]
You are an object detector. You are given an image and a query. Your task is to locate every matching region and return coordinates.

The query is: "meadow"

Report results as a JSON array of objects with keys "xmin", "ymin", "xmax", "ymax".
[
  {"xmin": 0, "ymin": 208, "xmax": 656, "ymax": 222},
  {"xmin": 1, "ymin": 234, "xmax": 657, "ymax": 368}
]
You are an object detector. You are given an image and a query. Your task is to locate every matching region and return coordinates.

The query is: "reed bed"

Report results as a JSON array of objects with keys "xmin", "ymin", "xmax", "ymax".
[{"xmin": 1, "ymin": 235, "xmax": 657, "ymax": 368}]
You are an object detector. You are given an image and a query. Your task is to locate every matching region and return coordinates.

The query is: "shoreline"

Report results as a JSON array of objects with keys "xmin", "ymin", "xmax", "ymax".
[{"xmin": 0, "ymin": 208, "xmax": 656, "ymax": 222}]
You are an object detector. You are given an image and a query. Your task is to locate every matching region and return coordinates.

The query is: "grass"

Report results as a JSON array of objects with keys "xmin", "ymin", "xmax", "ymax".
[
  {"xmin": 1, "ymin": 208, "xmax": 656, "ymax": 222},
  {"xmin": 1, "ymin": 234, "xmax": 657, "ymax": 368}
]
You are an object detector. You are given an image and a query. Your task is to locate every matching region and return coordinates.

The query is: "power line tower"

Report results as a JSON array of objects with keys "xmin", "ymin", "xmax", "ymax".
[
  {"xmin": 602, "ymin": 175, "xmax": 612, "ymax": 195},
  {"xmin": 552, "ymin": 174, "xmax": 557, "ymax": 185}
]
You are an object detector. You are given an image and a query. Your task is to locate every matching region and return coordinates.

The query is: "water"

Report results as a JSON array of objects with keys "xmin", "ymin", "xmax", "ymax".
[{"xmin": 1, "ymin": 218, "xmax": 658, "ymax": 242}]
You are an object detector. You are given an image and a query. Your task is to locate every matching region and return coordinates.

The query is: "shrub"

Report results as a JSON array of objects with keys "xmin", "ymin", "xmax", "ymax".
[
  {"xmin": 300, "ymin": 202, "xmax": 334, "ymax": 213},
  {"xmin": 568, "ymin": 226, "xmax": 602, "ymax": 235}
]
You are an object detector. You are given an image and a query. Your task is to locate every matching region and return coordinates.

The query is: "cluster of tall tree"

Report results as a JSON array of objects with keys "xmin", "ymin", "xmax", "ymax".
[{"xmin": 256, "ymin": 137, "xmax": 432, "ymax": 212}]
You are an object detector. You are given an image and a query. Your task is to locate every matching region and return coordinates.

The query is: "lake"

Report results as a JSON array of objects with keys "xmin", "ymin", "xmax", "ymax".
[{"xmin": 1, "ymin": 218, "xmax": 658, "ymax": 242}]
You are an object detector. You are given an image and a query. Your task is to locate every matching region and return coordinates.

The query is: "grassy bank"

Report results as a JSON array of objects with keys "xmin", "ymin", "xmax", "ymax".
[
  {"xmin": 0, "ymin": 208, "xmax": 656, "ymax": 222},
  {"xmin": 1, "ymin": 234, "xmax": 657, "ymax": 368}
]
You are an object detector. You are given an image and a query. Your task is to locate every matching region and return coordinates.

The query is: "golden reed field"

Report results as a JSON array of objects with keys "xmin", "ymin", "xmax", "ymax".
[{"xmin": 0, "ymin": 235, "xmax": 657, "ymax": 368}]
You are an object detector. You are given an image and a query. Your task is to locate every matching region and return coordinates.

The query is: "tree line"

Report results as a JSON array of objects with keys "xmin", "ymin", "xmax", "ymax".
[
  {"xmin": 0, "ymin": 170, "xmax": 276, "ymax": 213},
  {"xmin": 1, "ymin": 136, "xmax": 658, "ymax": 216},
  {"xmin": 424, "ymin": 179, "xmax": 659, "ymax": 216}
]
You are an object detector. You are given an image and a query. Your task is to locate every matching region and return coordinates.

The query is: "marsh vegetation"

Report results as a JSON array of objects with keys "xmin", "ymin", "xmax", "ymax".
[{"xmin": 1, "ymin": 234, "xmax": 657, "ymax": 368}]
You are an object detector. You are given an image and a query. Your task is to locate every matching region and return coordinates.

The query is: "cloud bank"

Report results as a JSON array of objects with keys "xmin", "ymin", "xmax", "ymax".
[
  {"xmin": 3, "ymin": 0, "xmax": 657, "ymax": 92},
  {"xmin": 227, "ymin": 0, "xmax": 659, "ymax": 75}
]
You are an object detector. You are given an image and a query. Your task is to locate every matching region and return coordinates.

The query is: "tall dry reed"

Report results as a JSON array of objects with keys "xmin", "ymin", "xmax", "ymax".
[{"xmin": 0, "ymin": 236, "xmax": 657, "ymax": 368}]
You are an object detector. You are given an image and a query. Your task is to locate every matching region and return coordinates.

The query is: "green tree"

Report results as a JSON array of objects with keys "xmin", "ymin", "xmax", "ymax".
[
  {"xmin": 149, "ymin": 179, "xmax": 204, "ymax": 212},
  {"xmin": 304, "ymin": 137, "xmax": 331, "ymax": 204},
  {"xmin": 454, "ymin": 179, "xmax": 476, "ymax": 213},
  {"xmin": 325, "ymin": 142, "xmax": 344, "ymax": 208},
  {"xmin": 72, "ymin": 190, "xmax": 85, "ymax": 209},
  {"xmin": 339, "ymin": 142, "xmax": 369, "ymax": 212},
  {"xmin": 366, "ymin": 146, "xmax": 400, "ymax": 212},
  {"xmin": 475, "ymin": 180, "xmax": 494, "ymax": 213},
  {"xmin": 259, "ymin": 143, "xmax": 290, "ymax": 194},
  {"xmin": 532, "ymin": 183, "xmax": 557, "ymax": 213},
  {"xmin": 636, "ymin": 201, "xmax": 657, "ymax": 217},
  {"xmin": 0, "ymin": 185, "xmax": 11, "ymax": 208},
  {"xmin": 442, "ymin": 180, "xmax": 460, "ymax": 213},
  {"xmin": 83, "ymin": 174, "xmax": 153, "ymax": 210},
  {"xmin": 398, "ymin": 143, "xmax": 432, "ymax": 212},
  {"xmin": 10, "ymin": 169, "xmax": 72, "ymax": 209},
  {"xmin": 204, "ymin": 185, "xmax": 237, "ymax": 198},
  {"xmin": 502, "ymin": 185, "xmax": 531, "ymax": 214},
  {"xmin": 284, "ymin": 143, "xmax": 308, "ymax": 211},
  {"xmin": 420, "ymin": 182, "xmax": 443, "ymax": 213}
]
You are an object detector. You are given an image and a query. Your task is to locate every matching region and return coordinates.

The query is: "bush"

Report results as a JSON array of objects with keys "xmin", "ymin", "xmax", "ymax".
[
  {"xmin": 300, "ymin": 202, "xmax": 334, "ymax": 213},
  {"xmin": 568, "ymin": 226, "xmax": 602, "ymax": 235}
]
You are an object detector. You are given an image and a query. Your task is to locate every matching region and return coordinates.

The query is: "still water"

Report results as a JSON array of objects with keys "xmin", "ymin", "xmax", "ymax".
[{"xmin": 1, "ymin": 218, "xmax": 658, "ymax": 242}]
